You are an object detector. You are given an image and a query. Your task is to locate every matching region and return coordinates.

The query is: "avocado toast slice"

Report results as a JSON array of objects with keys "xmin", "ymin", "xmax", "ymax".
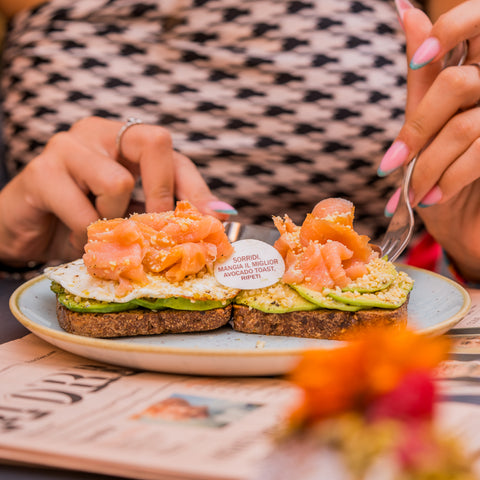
[
  {"xmin": 232, "ymin": 198, "xmax": 413, "ymax": 340},
  {"xmin": 233, "ymin": 259, "xmax": 412, "ymax": 340},
  {"xmin": 45, "ymin": 202, "xmax": 239, "ymax": 338}
]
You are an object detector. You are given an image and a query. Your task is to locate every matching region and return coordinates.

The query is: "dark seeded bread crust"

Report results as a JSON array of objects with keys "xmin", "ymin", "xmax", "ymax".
[
  {"xmin": 232, "ymin": 300, "xmax": 408, "ymax": 340},
  {"xmin": 56, "ymin": 300, "xmax": 233, "ymax": 338},
  {"xmin": 56, "ymin": 297, "xmax": 408, "ymax": 340}
]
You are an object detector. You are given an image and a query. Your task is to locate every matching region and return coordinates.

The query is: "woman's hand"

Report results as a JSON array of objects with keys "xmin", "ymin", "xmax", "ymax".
[
  {"xmin": 380, "ymin": 1, "xmax": 480, "ymax": 282},
  {"xmin": 0, "ymin": 116, "xmax": 234, "ymax": 266}
]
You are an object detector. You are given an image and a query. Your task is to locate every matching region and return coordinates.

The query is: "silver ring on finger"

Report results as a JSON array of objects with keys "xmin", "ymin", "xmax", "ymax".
[{"xmin": 116, "ymin": 117, "xmax": 143, "ymax": 160}]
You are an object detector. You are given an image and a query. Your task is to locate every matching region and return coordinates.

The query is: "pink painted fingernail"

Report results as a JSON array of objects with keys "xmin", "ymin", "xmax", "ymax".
[
  {"xmin": 384, "ymin": 187, "xmax": 415, "ymax": 216},
  {"xmin": 378, "ymin": 141, "xmax": 409, "ymax": 176},
  {"xmin": 208, "ymin": 200, "xmax": 238, "ymax": 215},
  {"xmin": 410, "ymin": 37, "xmax": 441, "ymax": 70},
  {"xmin": 394, "ymin": 0, "xmax": 415, "ymax": 30},
  {"xmin": 419, "ymin": 185, "xmax": 442, "ymax": 207},
  {"xmin": 384, "ymin": 188, "xmax": 401, "ymax": 217}
]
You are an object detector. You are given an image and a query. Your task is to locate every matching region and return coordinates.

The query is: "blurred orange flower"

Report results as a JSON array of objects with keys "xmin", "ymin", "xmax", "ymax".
[{"xmin": 287, "ymin": 328, "xmax": 450, "ymax": 427}]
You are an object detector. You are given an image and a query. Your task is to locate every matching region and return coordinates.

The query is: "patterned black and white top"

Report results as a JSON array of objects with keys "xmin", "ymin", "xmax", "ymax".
[{"xmin": 1, "ymin": 0, "xmax": 407, "ymax": 239}]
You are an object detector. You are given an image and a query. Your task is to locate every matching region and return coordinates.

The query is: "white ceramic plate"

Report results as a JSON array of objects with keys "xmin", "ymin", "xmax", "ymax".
[{"xmin": 10, "ymin": 266, "xmax": 471, "ymax": 376}]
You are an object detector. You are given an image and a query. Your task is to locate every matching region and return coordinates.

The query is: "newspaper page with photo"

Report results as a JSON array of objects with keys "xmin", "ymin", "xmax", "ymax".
[{"xmin": 0, "ymin": 334, "xmax": 300, "ymax": 480}]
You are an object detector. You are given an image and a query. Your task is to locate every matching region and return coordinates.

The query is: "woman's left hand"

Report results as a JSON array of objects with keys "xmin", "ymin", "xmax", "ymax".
[{"xmin": 380, "ymin": 0, "xmax": 480, "ymax": 282}]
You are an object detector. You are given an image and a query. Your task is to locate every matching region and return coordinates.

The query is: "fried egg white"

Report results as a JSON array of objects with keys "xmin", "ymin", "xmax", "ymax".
[{"xmin": 44, "ymin": 259, "xmax": 240, "ymax": 303}]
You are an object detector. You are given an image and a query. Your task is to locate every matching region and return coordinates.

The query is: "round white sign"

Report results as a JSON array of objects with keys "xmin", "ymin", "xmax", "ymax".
[{"xmin": 214, "ymin": 239, "xmax": 285, "ymax": 289}]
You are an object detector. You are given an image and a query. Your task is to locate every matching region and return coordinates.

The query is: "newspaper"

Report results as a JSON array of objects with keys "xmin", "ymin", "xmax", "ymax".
[
  {"xmin": 2, "ymin": 287, "xmax": 480, "ymax": 479},
  {"xmin": 0, "ymin": 334, "xmax": 299, "ymax": 480},
  {"xmin": 448, "ymin": 288, "xmax": 480, "ymax": 352}
]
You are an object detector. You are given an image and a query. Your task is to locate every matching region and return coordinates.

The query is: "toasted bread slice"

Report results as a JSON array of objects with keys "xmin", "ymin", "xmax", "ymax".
[
  {"xmin": 56, "ymin": 295, "xmax": 407, "ymax": 340},
  {"xmin": 56, "ymin": 300, "xmax": 232, "ymax": 338},
  {"xmin": 231, "ymin": 299, "xmax": 408, "ymax": 341}
]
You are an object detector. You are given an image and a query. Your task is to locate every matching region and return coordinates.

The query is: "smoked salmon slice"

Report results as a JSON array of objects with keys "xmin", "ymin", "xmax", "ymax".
[
  {"xmin": 83, "ymin": 201, "xmax": 234, "ymax": 296},
  {"xmin": 311, "ymin": 196, "xmax": 354, "ymax": 226},
  {"xmin": 274, "ymin": 198, "xmax": 378, "ymax": 292},
  {"xmin": 300, "ymin": 215, "xmax": 373, "ymax": 264}
]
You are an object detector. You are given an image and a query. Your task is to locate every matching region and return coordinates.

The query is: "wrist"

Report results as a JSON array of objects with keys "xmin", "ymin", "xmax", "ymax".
[{"xmin": 0, "ymin": 259, "xmax": 45, "ymax": 280}]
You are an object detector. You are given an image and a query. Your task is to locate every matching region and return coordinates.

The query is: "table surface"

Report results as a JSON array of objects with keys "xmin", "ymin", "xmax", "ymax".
[
  {"xmin": 0, "ymin": 277, "xmax": 130, "ymax": 480},
  {"xmin": 2, "ymin": 275, "xmax": 479, "ymax": 480}
]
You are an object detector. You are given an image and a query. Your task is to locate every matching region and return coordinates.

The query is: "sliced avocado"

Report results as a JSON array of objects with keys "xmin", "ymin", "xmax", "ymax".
[
  {"xmin": 51, "ymin": 281, "xmax": 227, "ymax": 313},
  {"xmin": 326, "ymin": 271, "xmax": 414, "ymax": 309},
  {"xmin": 235, "ymin": 282, "xmax": 318, "ymax": 313},
  {"xmin": 342, "ymin": 258, "xmax": 397, "ymax": 293},
  {"xmin": 57, "ymin": 293, "xmax": 137, "ymax": 313},
  {"xmin": 133, "ymin": 297, "xmax": 231, "ymax": 311},
  {"xmin": 50, "ymin": 281, "xmax": 65, "ymax": 295},
  {"xmin": 292, "ymin": 284, "xmax": 363, "ymax": 312}
]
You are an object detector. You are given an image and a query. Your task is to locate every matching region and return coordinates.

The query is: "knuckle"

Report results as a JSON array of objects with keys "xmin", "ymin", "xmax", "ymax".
[
  {"xmin": 25, "ymin": 153, "xmax": 57, "ymax": 179},
  {"xmin": 44, "ymin": 131, "xmax": 72, "ymax": 152},
  {"xmin": 437, "ymin": 66, "xmax": 470, "ymax": 94},
  {"xmin": 23, "ymin": 157, "xmax": 42, "ymax": 179},
  {"xmin": 104, "ymin": 171, "xmax": 135, "ymax": 196},
  {"xmin": 70, "ymin": 115, "xmax": 104, "ymax": 133},
  {"xmin": 434, "ymin": 15, "xmax": 461, "ymax": 38},
  {"xmin": 147, "ymin": 191, "xmax": 175, "ymax": 212},
  {"xmin": 141, "ymin": 126, "xmax": 173, "ymax": 150},
  {"xmin": 402, "ymin": 116, "xmax": 429, "ymax": 140},
  {"xmin": 450, "ymin": 113, "xmax": 477, "ymax": 138},
  {"xmin": 149, "ymin": 184, "xmax": 173, "ymax": 200},
  {"xmin": 173, "ymin": 151, "xmax": 194, "ymax": 169}
]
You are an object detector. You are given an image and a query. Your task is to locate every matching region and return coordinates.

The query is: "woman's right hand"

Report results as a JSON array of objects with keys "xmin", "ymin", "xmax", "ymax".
[
  {"xmin": 382, "ymin": 1, "xmax": 480, "ymax": 282},
  {"xmin": 0, "ymin": 116, "xmax": 234, "ymax": 267}
]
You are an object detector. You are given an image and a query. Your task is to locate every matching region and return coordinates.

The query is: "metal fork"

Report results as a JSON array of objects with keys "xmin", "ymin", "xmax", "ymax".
[{"xmin": 379, "ymin": 40, "xmax": 468, "ymax": 262}]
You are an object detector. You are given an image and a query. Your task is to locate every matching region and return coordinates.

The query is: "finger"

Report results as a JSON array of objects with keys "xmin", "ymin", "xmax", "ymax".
[
  {"xmin": 48, "ymin": 224, "xmax": 85, "ymax": 261},
  {"xmin": 70, "ymin": 117, "xmax": 142, "ymax": 177},
  {"xmin": 62, "ymin": 138, "xmax": 135, "ymax": 219},
  {"xmin": 409, "ymin": 105, "xmax": 480, "ymax": 204},
  {"xmin": 379, "ymin": 9, "xmax": 435, "ymax": 194},
  {"xmin": 403, "ymin": 8, "xmax": 437, "ymax": 117},
  {"xmin": 172, "ymin": 152, "xmax": 237, "ymax": 219},
  {"xmin": 45, "ymin": 131, "xmax": 136, "ymax": 219},
  {"xmin": 433, "ymin": 138, "xmax": 480, "ymax": 204},
  {"xmin": 417, "ymin": 0, "xmax": 480, "ymax": 64},
  {"xmin": 118, "ymin": 124, "xmax": 175, "ymax": 213},
  {"xmin": 69, "ymin": 116, "xmax": 119, "ymax": 156},
  {"xmin": 380, "ymin": 64, "xmax": 480, "ymax": 177},
  {"xmin": 24, "ymin": 154, "xmax": 99, "ymax": 246},
  {"xmin": 70, "ymin": 117, "xmax": 187, "ymax": 214},
  {"xmin": 384, "ymin": 187, "xmax": 401, "ymax": 217}
]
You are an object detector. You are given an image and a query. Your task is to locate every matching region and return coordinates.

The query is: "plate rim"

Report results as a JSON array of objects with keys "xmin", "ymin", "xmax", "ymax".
[
  {"xmin": 10, "ymin": 275, "xmax": 317, "ymax": 358},
  {"xmin": 405, "ymin": 265, "xmax": 472, "ymax": 335},
  {"xmin": 9, "ymin": 265, "xmax": 472, "ymax": 359}
]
